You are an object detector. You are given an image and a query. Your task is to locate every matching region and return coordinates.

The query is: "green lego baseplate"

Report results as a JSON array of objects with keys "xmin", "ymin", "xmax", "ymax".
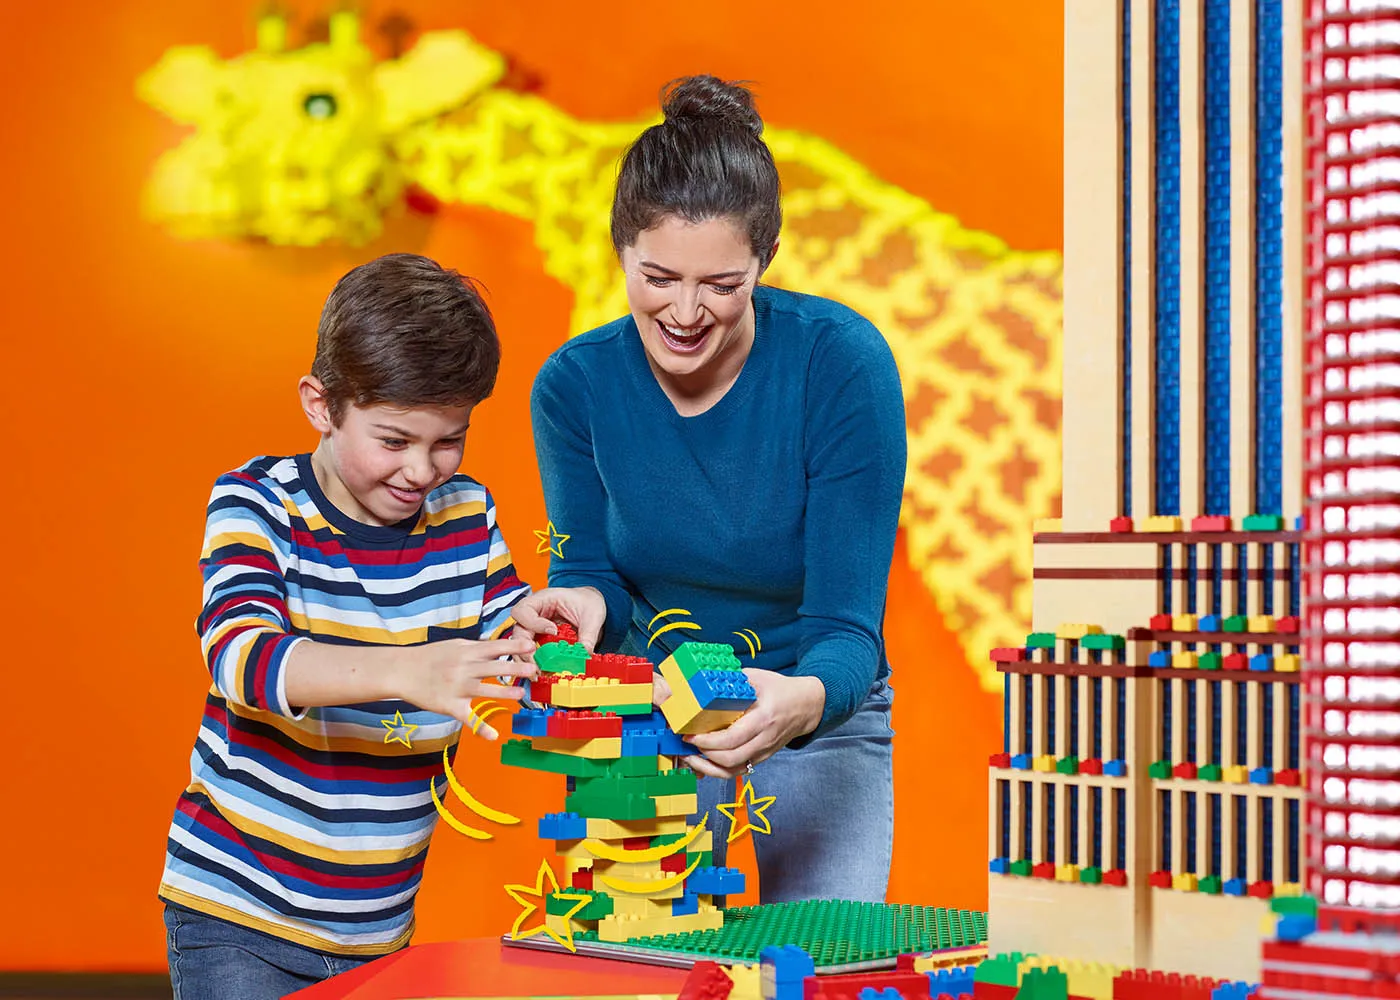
[{"xmin": 516, "ymin": 899, "xmax": 987, "ymax": 970}]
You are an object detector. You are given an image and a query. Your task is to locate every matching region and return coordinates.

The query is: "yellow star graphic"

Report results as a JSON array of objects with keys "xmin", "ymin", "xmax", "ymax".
[
  {"xmin": 716, "ymin": 777, "xmax": 778, "ymax": 844},
  {"xmin": 504, "ymin": 859, "xmax": 593, "ymax": 952},
  {"xmin": 533, "ymin": 520, "xmax": 571, "ymax": 558},
  {"xmin": 380, "ymin": 710, "xmax": 419, "ymax": 749}
]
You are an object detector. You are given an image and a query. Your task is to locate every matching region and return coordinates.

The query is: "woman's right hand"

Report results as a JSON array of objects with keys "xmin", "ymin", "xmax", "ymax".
[{"xmin": 509, "ymin": 586, "xmax": 606, "ymax": 649}]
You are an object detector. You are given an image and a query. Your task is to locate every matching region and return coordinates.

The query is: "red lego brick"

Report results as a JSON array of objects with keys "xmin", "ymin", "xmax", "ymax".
[
  {"xmin": 1222, "ymin": 653, "xmax": 1248, "ymax": 670},
  {"xmin": 622, "ymin": 837, "xmax": 652, "ymax": 850},
  {"xmin": 1110, "ymin": 516, "xmax": 1134, "ymax": 533},
  {"xmin": 1248, "ymin": 880, "xmax": 1274, "ymax": 898},
  {"xmin": 1148, "ymin": 871, "xmax": 1173, "ymax": 889},
  {"xmin": 802, "ymin": 969, "xmax": 931, "ymax": 1000},
  {"xmin": 529, "ymin": 674, "xmax": 561, "ymax": 705},
  {"xmin": 1191, "ymin": 516, "xmax": 1230, "ymax": 532},
  {"xmin": 587, "ymin": 653, "xmax": 654, "ymax": 684},
  {"xmin": 1276, "ymin": 615, "xmax": 1300, "ymax": 634},
  {"xmin": 571, "ymin": 867, "xmax": 593, "ymax": 889},
  {"xmin": 538, "ymin": 621, "xmax": 579, "ymax": 645},
  {"xmin": 678, "ymin": 960, "xmax": 735, "ymax": 1000},
  {"xmin": 1276, "ymin": 768, "xmax": 1301, "ymax": 786},
  {"xmin": 991, "ymin": 647, "xmax": 1026, "ymax": 663},
  {"xmin": 1150, "ymin": 614, "xmax": 1173, "ymax": 630},
  {"xmin": 1080, "ymin": 758, "xmax": 1104, "ymax": 775},
  {"xmin": 989, "ymin": 752, "xmax": 1012, "ymax": 768},
  {"xmin": 546, "ymin": 710, "xmax": 623, "ymax": 739},
  {"xmin": 1032, "ymin": 862, "xmax": 1057, "ymax": 879},
  {"xmin": 660, "ymin": 852, "xmax": 687, "ymax": 873},
  {"xmin": 1172, "ymin": 762, "xmax": 1198, "ymax": 779},
  {"xmin": 974, "ymin": 984, "xmax": 1018, "ymax": 1000},
  {"xmin": 1103, "ymin": 869, "xmax": 1127, "ymax": 886}
]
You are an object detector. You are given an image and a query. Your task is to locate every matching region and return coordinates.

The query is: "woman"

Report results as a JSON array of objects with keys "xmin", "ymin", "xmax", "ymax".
[{"xmin": 513, "ymin": 75, "xmax": 905, "ymax": 902}]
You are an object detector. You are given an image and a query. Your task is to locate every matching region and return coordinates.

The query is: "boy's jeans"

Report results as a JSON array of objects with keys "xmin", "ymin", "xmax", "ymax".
[
  {"xmin": 694, "ymin": 678, "xmax": 895, "ymax": 903},
  {"xmin": 164, "ymin": 905, "xmax": 386, "ymax": 1000}
]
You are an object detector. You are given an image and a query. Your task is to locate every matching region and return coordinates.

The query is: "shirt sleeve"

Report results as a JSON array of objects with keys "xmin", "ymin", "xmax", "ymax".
[
  {"xmin": 478, "ymin": 487, "xmax": 532, "ymax": 640},
  {"xmin": 531, "ymin": 354, "xmax": 635, "ymax": 651},
  {"xmin": 788, "ymin": 320, "xmax": 907, "ymax": 740},
  {"xmin": 196, "ymin": 473, "xmax": 308, "ymax": 718}
]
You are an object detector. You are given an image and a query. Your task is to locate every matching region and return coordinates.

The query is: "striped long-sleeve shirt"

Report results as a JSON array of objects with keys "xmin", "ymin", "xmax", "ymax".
[{"xmin": 159, "ymin": 454, "xmax": 529, "ymax": 954}]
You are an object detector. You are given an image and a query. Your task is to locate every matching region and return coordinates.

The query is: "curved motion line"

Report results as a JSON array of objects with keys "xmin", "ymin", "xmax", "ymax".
[
  {"xmin": 647, "ymin": 607, "xmax": 692, "ymax": 630},
  {"xmin": 583, "ymin": 814, "xmax": 708, "ymax": 863},
  {"xmin": 647, "ymin": 621, "xmax": 701, "ymax": 648},
  {"xmin": 429, "ymin": 779, "xmax": 491, "ymax": 840},
  {"xmin": 732, "ymin": 629, "xmax": 762, "ymax": 658},
  {"xmin": 442, "ymin": 746, "xmax": 520, "ymax": 825},
  {"xmin": 596, "ymin": 854, "xmax": 701, "ymax": 894},
  {"xmin": 467, "ymin": 701, "xmax": 510, "ymax": 736}
]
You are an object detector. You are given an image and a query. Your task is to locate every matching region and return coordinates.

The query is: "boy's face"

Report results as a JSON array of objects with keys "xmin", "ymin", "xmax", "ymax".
[{"xmin": 299, "ymin": 378, "xmax": 473, "ymax": 526}]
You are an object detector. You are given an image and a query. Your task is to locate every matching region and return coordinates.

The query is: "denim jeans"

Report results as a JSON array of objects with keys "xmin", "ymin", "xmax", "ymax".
[
  {"xmin": 694, "ymin": 678, "xmax": 895, "ymax": 903},
  {"xmin": 163, "ymin": 905, "xmax": 387, "ymax": 1000}
]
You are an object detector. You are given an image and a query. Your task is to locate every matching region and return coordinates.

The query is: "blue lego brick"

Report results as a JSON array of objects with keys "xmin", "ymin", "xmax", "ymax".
[
  {"xmin": 1250, "ymin": 653, "xmax": 1273, "ymax": 672},
  {"xmin": 538, "ymin": 812, "xmax": 587, "ymax": 840},
  {"xmin": 511, "ymin": 707, "xmax": 554, "ymax": 738},
  {"xmin": 658, "ymin": 728, "xmax": 699, "ymax": 757},
  {"xmin": 1150, "ymin": 650, "xmax": 1172, "ymax": 668},
  {"xmin": 927, "ymin": 966, "xmax": 976, "ymax": 998},
  {"xmin": 1250, "ymin": 767, "xmax": 1273, "ymax": 785},
  {"xmin": 989, "ymin": 858, "xmax": 1010, "ymax": 875},
  {"xmin": 859, "ymin": 990, "xmax": 904, "ymax": 1000},
  {"xmin": 1211, "ymin": 984, "xmax": 1256, "ymax": 1000},
  {"xmin": 1203, "ymin": 0, "xmax": 1232, "ymax": 517},
  {"xmin": 1223, "ymin": 877, "xmax": 1247, "ymax": 896},
  {"xmin": 687, "ymin": 866, "xmax": 745, "ymax": 896},
  {"xmin": 762, "ymin": 944, "xmax": 815, "ymax": 1000},
  {"xmin": 1154, "ymin": 0, "xmax": 1182, "ymax": 517},
  {"xmin": 1276, "ymin": 914, "xmax": 1317, "ymax": 942},
  {"xmin": 672, "ymin": 893, "xmax": 699, "ymax": 916},
  {"xmin": 1010, "ymin": 753, "xmax": 1032, "ymax": 770},
  {"xmin": 620, "ymin": 728, "xmax": 660, "ymax": 758},
  {"xmin": 688, "ymin": 669, "xmax": 757, "ymax": 711},
  {"xmin": 1200, "ymin": 614, "xmax": 1222, "ymax": 632},
  {"xmin": 1255, "ymin": 0, "xmax": 1284, "ymax": 517},
  {"xmin": 1104, "ymin": 759, "xmax": 1127, "ymax": 777}
]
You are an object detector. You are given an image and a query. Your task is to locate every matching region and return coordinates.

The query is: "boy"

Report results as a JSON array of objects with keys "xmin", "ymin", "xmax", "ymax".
[{"xmin": 158, "ymin": 254, "xmax": 601, "ymax": 999}]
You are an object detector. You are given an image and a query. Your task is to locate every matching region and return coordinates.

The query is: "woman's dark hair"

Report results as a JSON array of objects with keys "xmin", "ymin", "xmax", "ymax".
[{"xmin": 611, "ymin": 75, "xmax": 782, "ymax": 267}]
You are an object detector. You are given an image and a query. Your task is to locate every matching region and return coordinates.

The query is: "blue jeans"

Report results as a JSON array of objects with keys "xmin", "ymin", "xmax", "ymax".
[
  {"xmin": 164, "ymin": 904, "xmax": 387, "ymax": 1000},
  {"xmin": 694, "ymin": 678, "xmax": 895, "ymax": 903}
]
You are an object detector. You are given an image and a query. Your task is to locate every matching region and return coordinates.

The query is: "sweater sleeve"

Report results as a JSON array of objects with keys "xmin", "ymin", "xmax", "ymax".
[
  {"xmin": 531, "ymin": 355, "xmax": 635, "ymax": 650},
  {"xmin": 196, "ymin": 472, "xmax": 308, "ymax": 718},
  {"xmin": 789, "ymin": 322, "xmax": 906, "ymax": 740}
]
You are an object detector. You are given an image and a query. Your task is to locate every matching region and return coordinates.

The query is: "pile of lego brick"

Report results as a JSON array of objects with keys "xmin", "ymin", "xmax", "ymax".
[{"xmin": 503, "ymin": 636, "xmax": 757, "ymax": 944}]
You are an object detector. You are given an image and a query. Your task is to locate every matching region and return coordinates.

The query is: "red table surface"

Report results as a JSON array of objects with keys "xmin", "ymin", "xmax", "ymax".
[{"xmin": 288, "ymin": 938, "xmax": 692, "ymax": 999}]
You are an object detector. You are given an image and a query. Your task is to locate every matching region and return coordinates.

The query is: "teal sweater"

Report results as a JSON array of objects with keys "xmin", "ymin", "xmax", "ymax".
[{"xmin": 530, "ymin": 285, "xmax": 906, "ymax": 735}]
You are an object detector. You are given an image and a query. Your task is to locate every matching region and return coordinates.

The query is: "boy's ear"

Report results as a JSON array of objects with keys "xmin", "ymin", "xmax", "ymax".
[{"xmin": 299, "ymin": 376, "xmax": 333, "ymax": 434}]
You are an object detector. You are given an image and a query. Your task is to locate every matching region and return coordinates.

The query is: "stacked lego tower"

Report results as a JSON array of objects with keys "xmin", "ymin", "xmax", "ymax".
[{"xmin": 502, "ymin": 626, "xmax": 757, "ymax": 944}]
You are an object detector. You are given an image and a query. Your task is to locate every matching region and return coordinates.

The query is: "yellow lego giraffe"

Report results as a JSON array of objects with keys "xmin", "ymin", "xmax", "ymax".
[{"xmin": 137, "ymin": 15, "xmax": 1063, "ymax": 690}]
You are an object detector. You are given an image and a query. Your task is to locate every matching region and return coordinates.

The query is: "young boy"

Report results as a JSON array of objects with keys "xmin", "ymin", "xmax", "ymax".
[{"xmin": 158, "ymin": 254, "xmax": 601, "ymax": 999}]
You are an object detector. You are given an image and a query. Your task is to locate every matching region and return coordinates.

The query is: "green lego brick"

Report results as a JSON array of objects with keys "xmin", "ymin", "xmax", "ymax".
[
  {"xmin": 1199, "ymin": 875, "xmax": 1222, "ymax": 895},
  {"xmin": 1025, "ymin": 633, "xmax": 1057, "ymax": 649},
  {"xmin": 500, "ymin": 739, "xmax": 612, "ymax": 778},
  {"xmin": 976, "ymin": 953, "xmax": 1030, "ymax": 987},
  {"xmin": 595, "ymin": 702, "xmax": 655, "ymax": 716},
  {"xmin": 667, "ymin": 642, "xmax": 744, "ymax": 680},
  {"xmin": 1271, "ymin": 894, "xmax": 1319, "ymax": 917},
  {"xmin": 1198, "ymin": 764, "xmax": 1223, "ymax": 781},
  {"xmin": 1009, "ymin": 859, "xmax": 1033, "ymax": 876},
  {"xmin": 535, "ymin": 641, "xmax": 589, "ymax": 675},
  {"xmin": 1223, "ymin": 615, "xmax": 1248, "ymax": 632},
  {"xmin": 546, "ymin": 888, "xmax": 613, "ymax": 920},
  {"xmin": 1149, "ymin": 760, "xmax": 1172, "ymax": 779},
  {"xmin": 1055, "ymin": 756, "xmax": 1079, "ymax": 775},
  {"xmin": 651, "ymin": 832, "xmax": 688, "ymax": 849},
  {"xmin": 1199, "ymin": 652, "xmax": 1222, "ymax": 670},
  {"xmin": 1017, "ymin": 966, "xmax": 1068, "ymax": 1000},
  {"xmin": 1243, "ymin": 514, "xmax": 1285, "ymax": 531},
  {"xmin": 564, "ymin": 790, "xmax": 657, "ymax": 820},
  {"xmin": 686, "ymin": 850, "xmax": 713, "ymax": 868},
  {"xmin": 1081, "ymin": 633, "xmax": 1126, "ymax": 651},
  {"xmin": 566, "ymin": 900, "xmax": 986, "ymax": 969},
  {"xmin": 1078, "ymin": 867, "xmax": 1102, "ymax": 884},
  {"xmin": 603, "ymin": 755, "xmax": 661, "ymax": 778},
  {"xmin": 573, "ymin": 769, "xmax": 697, "ymax": 799}
]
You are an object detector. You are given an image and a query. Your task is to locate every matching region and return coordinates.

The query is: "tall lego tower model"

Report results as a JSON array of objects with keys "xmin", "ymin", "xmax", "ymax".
[{"xmin": 988, "ymin": 0, "xmax": 1306, "ymax": 984}]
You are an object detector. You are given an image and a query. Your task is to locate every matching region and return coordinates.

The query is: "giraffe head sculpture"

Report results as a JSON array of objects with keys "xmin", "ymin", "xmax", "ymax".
[{"xmin": 136, "ymin": 13, "xmax": 504, "ymax": 245}]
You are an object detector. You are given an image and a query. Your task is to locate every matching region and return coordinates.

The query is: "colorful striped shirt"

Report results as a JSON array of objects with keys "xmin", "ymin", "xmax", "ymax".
[{"xmin": 159, "ymin": 454, "xmax": 529, "ymax": 955}]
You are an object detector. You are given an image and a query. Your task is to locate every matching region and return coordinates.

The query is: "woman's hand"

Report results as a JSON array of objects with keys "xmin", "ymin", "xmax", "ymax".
[
  {"xmin": 509, "ymin": 586, "xmax": 607, "ymax": 650},
  {"xmin": 661, "ymin": 669, "xmax": 826, "ymax": 779}
]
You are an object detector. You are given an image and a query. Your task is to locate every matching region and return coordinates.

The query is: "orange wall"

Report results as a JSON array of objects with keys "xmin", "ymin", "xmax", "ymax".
[{"xmin": 0, "ymin": 0, "xmax": 1062, "ymax": 971}]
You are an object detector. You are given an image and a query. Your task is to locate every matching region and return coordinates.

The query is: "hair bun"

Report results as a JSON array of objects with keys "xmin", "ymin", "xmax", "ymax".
[{"xmin": 660, "ymin": 75, "xmax": 764, "ymax": 137}]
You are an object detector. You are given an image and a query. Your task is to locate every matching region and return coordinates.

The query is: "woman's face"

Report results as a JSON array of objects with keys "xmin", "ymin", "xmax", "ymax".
[{"xmin": 620, "ymin": 215, "xmax": 764, "ymax": 386}]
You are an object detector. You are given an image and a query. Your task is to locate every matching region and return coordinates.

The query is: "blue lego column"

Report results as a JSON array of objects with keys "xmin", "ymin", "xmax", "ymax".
[
  {"xmin": 1155, "ymin": 0, "xmax": 1182, "ymax": 518},
  {"xmin": 1255, "ymin": 0, "xmax": 1284, "ymax": 517},
  {"xmin": 1204, "ymin": 0, "xmax": 1232, "ymax": 515},
  {"xmin": 1123, "ymin": 0, "xmax": 1134, "ymax": 517}
]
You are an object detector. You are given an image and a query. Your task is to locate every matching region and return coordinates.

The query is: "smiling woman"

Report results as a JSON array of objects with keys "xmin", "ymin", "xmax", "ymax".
[{"xmin": 512, "ymin": 75, "xmax": 908, "ymax": 904}]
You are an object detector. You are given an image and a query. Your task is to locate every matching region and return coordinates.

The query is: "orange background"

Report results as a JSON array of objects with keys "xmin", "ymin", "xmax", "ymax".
[{"xmin": 0, "ymin": 0, "xmax": 1062, "ymax": 972}]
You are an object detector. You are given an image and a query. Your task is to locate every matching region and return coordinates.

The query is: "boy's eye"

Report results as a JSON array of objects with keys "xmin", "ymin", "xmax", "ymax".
[
  {"xmin": 381, "ymin": 438, "xmax": 407, "ymax": 449},
  {"xmin": 436, "ymin": 437, "xmax": 466, "ymax": 449}
]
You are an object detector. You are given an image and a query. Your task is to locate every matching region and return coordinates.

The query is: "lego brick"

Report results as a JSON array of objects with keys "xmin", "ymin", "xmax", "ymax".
[
  {"xmin": 664, "ymin": 642, "xmax": 744, "ymax": 681},
  {"xmin": 546, "ymin": 710, "xmax": 624, "ymax": 739},
  {"xmin": 545, "ymin": 888, "xmax": 612, "ymax": 920},
  {"xmin": 528, "ymin": 734, "xmax": 624, "ymax": 758},
  {"xmin": 584, "ymin": 816, "xmax": 688, "ymax": 840},
  {"xmin": 510, "ymin": 707, "xmax": 554, "ymax": 738},
  {"xmin": 686, "ymin": 866, "xmax": 745, "ymax": 896},
  {"xmin": 537, "ymin": 621, "xmax": 579, "ymax": 645},
  {"xmin": 538, "ymin": 811, "xmax": 588, "ymax": 840},
  {"xmin": 501, "ymin": 738, "xmax": 613, "ymax": 778},
  {"xmin": 687, "ymin": 669, "xmax": 758, "ymax": 712},
  {"xmin": 597, "ymin": 906, "xmax": 724, "ymax": 943},
  {"xmin": 549, "ymin": 677, "xmax": 653, "ymax": 709},
  {"xmin": 535, "ymin": 640, "xmax": 589, "ymax": 675},
  {"xmin": 587, "ymin": 652, "xmax": 655, "ymax": 684},
  {"xmin": 1057, "ymin": 624, "xmax": 1105, "ymax": 640}
]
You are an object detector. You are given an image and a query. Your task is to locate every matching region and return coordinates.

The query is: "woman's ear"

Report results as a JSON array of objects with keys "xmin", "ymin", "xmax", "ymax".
[{"xmin": 760, "ymin": 239, "xmax": 781, "ymax": 277}]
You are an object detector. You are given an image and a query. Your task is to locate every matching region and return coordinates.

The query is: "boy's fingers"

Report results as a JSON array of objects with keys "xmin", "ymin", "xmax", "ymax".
[
  {"xmin": 481, "ymin": 637, "xmax": 538, "ymax": 658},
  {"xmin": 493, "ymin": 659, "xmax": 538, "ymax": 679}
]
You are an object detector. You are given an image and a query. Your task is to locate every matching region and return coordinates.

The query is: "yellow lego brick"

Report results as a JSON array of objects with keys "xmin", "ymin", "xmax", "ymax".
[
  {"xmin": 1055, "ymin": 864, "xmax": 1080, "ymax": 882},
  {"xmin": 1171, "ymin": 614, "xmax": 1198, "ymax": 632},
  {"xmin": 1223, "ymin": 765, "xmax": 1249, "ymax": 784},
  {"xmin": 530, "ymin": 735, "xmax": 624, "ymax": 758},
  {"xmin": 724, "ymin": 963, "xmax": 761, "ymax": 999},
  {"xmin": 1171, "ymin": 651, "xmax": 1199, "ymax": 669},
  {"xmin": 685, "ymin": 707, "xmax": 744, "ymax": 733},
  {"xmin": 1033, "ymin": 518, "xmax": 1063, "ymax": 533},
  {"xmin": 658, "ymin": 659, "xmax": 704, "ymax": 732},
  {"xmin": 1276, "ymin": 653, "xmax": 1301, "ymax": 673},
  {"xmin": 1019, "ymin": 957, "xmax": 1122, "ymax": 1000},
  {"xmin": 584, "ymin": 817, "xmax": 688, "ymax": 840},
  {"xmin": 608, "ymin": 895, "xmax": 676, "ymax": 918},
  {"xmin": 597, "ymin": 906, "xmax": 723, "ymax": 943},
  {"xmin": 549, "ymin": 678, "xmax": 653, "ymax": 709},
  {"xmin": 653, "ymin": 793, "xmax": 699, "ymax": 817},
  {"xmin": 594, "ymin": 859, "xmax": 677, "ymax": 882},
  {"xmin": 914, "ymin": 946, "xmax": 989, "ymax": 973},
  {"xmin": 1276, "ymin": 882, "xmax": 1304, "ymax": 897},
  {"xmin": 1056, "ymin": 624, "xmax": 1104, "ymax": 640},
  {"xmin": 1172, "ymin": 872, "xmax": 1198, "ymax": 892},
  {"xmin": 1032, "ymin": 754, "xmax": 1056, "ymax": 772},
  {"xmin": 692, "ymin": 830, "xmax": 714, "ymax": 853},
  {"xmin": 1248, "ymin": 615, "xmax": 1276, "ymax": 632},
  {"xmin": 1143, "ymin": 515, "xmax": 1183, "ymax": 532},
  {"xmin": 553, "ymin": 840, "xmax": 595, "ymax": 861}
]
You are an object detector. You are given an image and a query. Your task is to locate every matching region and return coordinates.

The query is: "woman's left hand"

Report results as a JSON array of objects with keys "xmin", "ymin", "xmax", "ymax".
[{"xmin": 682, "ymin": 670, "xmax": 825, "ymax": 779}]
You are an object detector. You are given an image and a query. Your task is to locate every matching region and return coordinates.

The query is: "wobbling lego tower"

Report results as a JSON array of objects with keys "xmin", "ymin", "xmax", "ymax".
[{"xmin": 988, "ymin": 0, "xmax": 1308, "ymax": 983}]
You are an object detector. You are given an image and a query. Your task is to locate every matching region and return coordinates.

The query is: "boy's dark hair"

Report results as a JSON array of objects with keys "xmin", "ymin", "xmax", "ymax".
[
  {"xmin": 311, "ymin": 254, "xmax": 500, "ymax": 424},
  {"xmin": 611, "ymin": 75, "xmax": 782, "ymax": 267}
]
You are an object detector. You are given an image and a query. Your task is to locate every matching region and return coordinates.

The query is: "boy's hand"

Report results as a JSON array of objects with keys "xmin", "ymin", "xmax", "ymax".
[
  {"xmin": 400, "ymin": 637, "xmax": 538, "ymax": 740},
  {"xmin": 509, "ymin": 586, "xmax": 607, "ymax": 650}
]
